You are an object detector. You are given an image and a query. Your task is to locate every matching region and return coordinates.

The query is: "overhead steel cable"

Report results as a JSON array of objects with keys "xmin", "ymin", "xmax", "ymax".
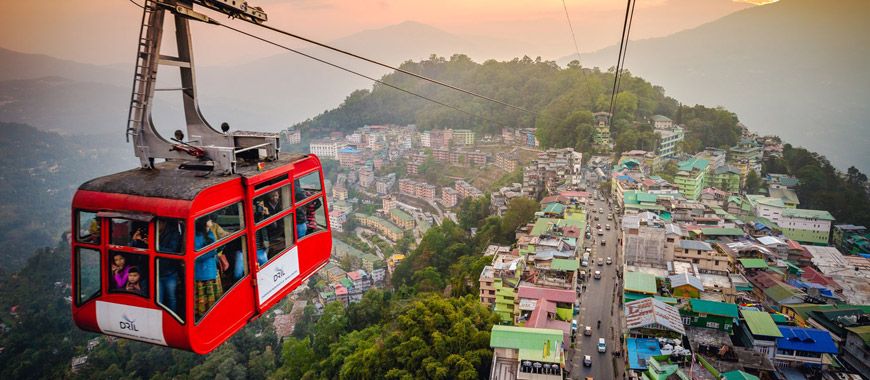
[
  {"xmin": 213, "ymin": 23, "xmax": 511, "ymax": 127},
  {"xmin": 254, "ymin": 23, "xmax": 538, "ymax": 116},
  {"xmin": 560, "ymin": 0, "xmax": 597, "ymax": 106},
  {"xmin": 127, "ymin": 0, "xmax": 557, "ymax": 127},
  {"xmin": 608, "ymin": 0, "xmax": 635, "ymax": 118},
  {"xmin": 614, "ymin": 0, "xmax": 636, "ymax": 96}
]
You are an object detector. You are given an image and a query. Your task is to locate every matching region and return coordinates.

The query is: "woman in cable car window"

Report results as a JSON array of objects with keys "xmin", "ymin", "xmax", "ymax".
[
  {"xmin": 111, "ymin": 253, "xmax": 132, "ymax": 289},
  {"xmin": 194, "ymin": 218, "xmax": 229, "ymax": 319}
]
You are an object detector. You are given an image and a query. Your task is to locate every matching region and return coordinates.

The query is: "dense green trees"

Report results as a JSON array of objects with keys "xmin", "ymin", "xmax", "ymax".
[
  {"xmin": 273, "ymin": 294, "xmax": 498, "ymax": 380},
  {"xmin": 767, "ymin": 145, "xmax": 870, "ymax": 226}
]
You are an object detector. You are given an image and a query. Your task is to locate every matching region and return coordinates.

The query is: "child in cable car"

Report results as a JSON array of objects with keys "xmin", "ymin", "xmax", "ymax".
[{"xmin": 125, "ymin": 266, "xmax": 146, "ymax": 296}]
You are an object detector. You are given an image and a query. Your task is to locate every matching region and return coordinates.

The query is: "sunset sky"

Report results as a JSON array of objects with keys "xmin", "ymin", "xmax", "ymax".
[{"xmin": 2, "ymin": 0, "xmax": 772, "ymax": 66}]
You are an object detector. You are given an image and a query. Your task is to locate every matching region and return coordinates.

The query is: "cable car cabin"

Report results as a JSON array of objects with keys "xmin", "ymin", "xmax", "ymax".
[{"xmin": 70, "ymin": 153, "xmax": 331, "ymax": 354}]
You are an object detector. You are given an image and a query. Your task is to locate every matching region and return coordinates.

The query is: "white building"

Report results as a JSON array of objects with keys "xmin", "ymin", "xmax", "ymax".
[
  {"xmin": 329, "ymin": 210, "xmax": 348, "ymax": 232},
  {"xmin": 310, "ymin": 140, "xmax": 342, "ymax": 159}
]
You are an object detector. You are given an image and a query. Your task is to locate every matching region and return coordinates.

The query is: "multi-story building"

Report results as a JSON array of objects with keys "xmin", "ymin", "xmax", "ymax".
[
  {"xmin": 777, "ymin": 209, "xmax": 834, "ymax": 245},
  {"xmin": 375, "ymin": 173, "xmax": 396, "ymax": 194},
  {"xmin": 358, "ymin": 166, "xmax": 375, "ymax": 188},
  {"xmin": 522, "ymin": 148, "xmax": 582, "ymax": 199},
  {"xmin": 416, "ymin": 183, "xmax": 437, "ymax": 202},
  {"xmin": 464, "ymin": 150, "xmax": 487, "ymax": 166},
  {"xmin": 710, "ymin": 165, "xmax": 741, "ymax": 193},
  {"xmin": 674, "ymin": 158, "xmax": 709, "ymax": 200},
  {"xmin": 398, "ymin": 178, "xmax": 416, "ymax": 196},
  {"xmin": 495, "ymin": 152, "xmax": 518, "ymax": 173},
  {"xmin": 592, "ymin": 112, "xmax": 612, "ymax": 151},
  {"xmin": 832, "ymin": 224, "xmax": 869, "ymax": 255},
  {"xmin": 337, "ymin": 146, "xmax": 362, "ymax": 168},
  {"xmin": 432, "ymin": 148, "xmax": 450, "ymax": 162},
  {"xmin": 382, "ymin": 195, "xmax": 397, "ymax": 212},
  {"xmin": 332, "ymin": 184, "xmax": 348, "ymax": 201},
  {"xmin": 674, "ymin": 240, "xmax": 730, "ymax": 273},
  {"xmin": 455, "ymin": 180, "xmax": 483, "ymax": 199},
  {"xmin": 654, "ymin": 122, "xmax": 684, "ymax": 159},
  {"xmin": 745, "ymin": 194, "xmax": 786, "ymax": 222},
  {"xmin": 309, "ymin": 140, "xmax": 342, "ymax": 159},
  {"xmin": 281, "ymin": 127, "xmax": 301, "ymax": 145},
  {"xmin": 452, "ymin": 129, "xmax": 475, "ymax": 146},
  {"xmin": 729, "ymin": 138, "xmax": 763, "ymax": 174},
  {"xmin": 442, "ymin": 187, "xmax": 459, "ymax": 208},
  {"xmin": 651, "ymin": 114, "xmax": 674, "ymax": 130},
  {"xmin": 354, "ymin": 214, "xmax": 404, "ymax": 241},
  {"xmin": 389, "ymin": 208, "xmax": 415, "ymax": 230},
  {"xmin": 329, "ymin": 210, "xmax": 348, "ymax": 233},
  {"xmin": 773, "ymin": 326, "xmax": 838, "ymax": 369}
]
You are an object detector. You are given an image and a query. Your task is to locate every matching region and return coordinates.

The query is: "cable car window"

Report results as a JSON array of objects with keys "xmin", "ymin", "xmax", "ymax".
[
  {"xmin": 109, "ymin": 218, "xmax": 149, "ymax": 249},
  {"xmin": 194, "ymin": 235, "xmax": 248, "ymax": 322},
  {"xmin": 76, "ymin": 248, "xmax": 101, "ymax": 305},
  {"xmin": 108, "ymin": 251, "xmax": 149, "ymax": 297},
  {"xmin": 296, "ymin": 196, "xmax": 327, "ymax": 240},
  {"xmin": 253, "ymin": 186, "xmax": 291, "ymax": 224},
  {"xmin": 156, "ymin": 219, "xmax": 185, "ymax": 255},
  {"xmin": 77, "ymin": 211, "xmax": 100, "ymax": 244},
  {"xmin": 156, "ymin": 258, "xmax": 185, "ymax": 323},
  {"xmin": 195, "ymin": 202, "xmax": 244, "ymax": 250},
  {"xmin": 293, "ymin": 171, "xmax": 322, "ymax": 204},
  {"xmin": 259, "ymin": 213, "xmax": 295, "ymax": 263}
]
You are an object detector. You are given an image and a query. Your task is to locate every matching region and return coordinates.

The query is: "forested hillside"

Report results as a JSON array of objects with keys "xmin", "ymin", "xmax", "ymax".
[
  {"xmin": 0, "ymin": 123, "xmax": 134, "ymax": 271},
  {"xmin": 295, "ymin": 55, "xmax": 742, "ymax": 157}
]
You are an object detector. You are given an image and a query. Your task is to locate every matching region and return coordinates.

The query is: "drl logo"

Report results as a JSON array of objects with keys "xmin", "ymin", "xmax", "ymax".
[
  {"xmin": 120, "ymin": 314, "xmax": 139, "ymax": 332},
  {"xmin": 273, "ymin": 268, "xmax": 286, "ymax": 282}
]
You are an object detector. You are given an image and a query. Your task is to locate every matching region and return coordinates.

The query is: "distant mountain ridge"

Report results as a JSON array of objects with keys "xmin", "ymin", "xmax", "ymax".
[{"xmin": 574, "ymin": 0, "xmax": 870, "ymax": 172}]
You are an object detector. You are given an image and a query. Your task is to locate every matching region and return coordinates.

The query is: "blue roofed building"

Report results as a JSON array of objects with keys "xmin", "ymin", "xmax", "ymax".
[{"xmin": 774, "ymin": 326, "xmax": 838, "ymax": 369}]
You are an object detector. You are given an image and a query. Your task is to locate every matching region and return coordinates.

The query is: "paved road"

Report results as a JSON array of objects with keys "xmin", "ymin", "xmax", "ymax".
[{"xmin": 569, "ymin": 197, "xmax": 625, "ymax": 380}]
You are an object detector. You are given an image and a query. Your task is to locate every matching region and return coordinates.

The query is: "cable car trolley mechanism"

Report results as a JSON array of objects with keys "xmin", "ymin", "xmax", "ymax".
[{"xmin": 70, "ymin": 0, "xmax": 331, "ymax": 354}]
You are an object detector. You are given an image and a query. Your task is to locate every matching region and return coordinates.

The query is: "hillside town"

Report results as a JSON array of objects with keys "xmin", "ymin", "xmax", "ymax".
[{"xmin": 277, "ymin": 113, "xmax": 869, "ymax": 380}]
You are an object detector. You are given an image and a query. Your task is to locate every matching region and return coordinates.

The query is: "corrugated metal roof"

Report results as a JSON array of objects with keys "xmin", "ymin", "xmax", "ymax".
[
  {"xmin": 688, "ymin": 299, "xmax": 738, "ymax": 318},
  {"xmin": 775, "ymin": 326, "xmax": 837, "ymax": 353},
  {"xmin": 490, "ymin": 325, "xmax": 563, "ymax": 363},
  {"xmin": 739, "ymin": 258, "xmax": 768, "ymax": 269},
  {"xmin": 679, "ymin": 240, "xmax": 713, "ymax": 251},
  {"xmin": 624, "ymin": 298, "xmax": 685, "ymax": 335},
  {"xmin": 625, "ymin": 271, "xmax": 658, "ymax": 295},
  {"xmin": 668, "ymin": 273, "xmax": 704, "ymax": 291},
  {"xmin": 741, "ymin": 309, "xmax": 783, "ymax": 337}
]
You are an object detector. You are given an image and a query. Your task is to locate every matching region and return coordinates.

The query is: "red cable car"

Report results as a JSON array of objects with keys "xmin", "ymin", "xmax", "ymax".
[
  {"xmin": 71, "ymin": 0, "xmax": 331, "ymax": 353},
  {"xmin": 71, "ymin": 155, "xmax": 331, "ymax": 353}
]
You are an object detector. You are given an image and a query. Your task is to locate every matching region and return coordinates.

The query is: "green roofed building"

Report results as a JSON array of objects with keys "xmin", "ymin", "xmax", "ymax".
[
  {"xmin": 550, "ymin": 258, "xmax": 579, "ymax": 271},
  {"xmin": 683, "ymin": 299, "xmax": 739, "ymax": 334},
  {"xmin": 490, "ymin": 325, "xmax": 564, "ymax": 376},
  {"xmin": 738, "ymin": 258, "xmax": 768, "ymax": 270},
  {"xmin": 625, "ymin": 271, "xmax": 657, "ymax": 296},
  {"xmin": 778, "ymin": 208, "xmax": 835, "ymax": 245},
  {"xmin": 739, "ymin": 309, "xmax": 783, "ymax": 357},
  {"xmin": 675, "ymin": 158, "xmax": 709, "ymax": 200},
  {"xmin": 701, "ymin": 227, "xmax": 744, "ymax": 237}
]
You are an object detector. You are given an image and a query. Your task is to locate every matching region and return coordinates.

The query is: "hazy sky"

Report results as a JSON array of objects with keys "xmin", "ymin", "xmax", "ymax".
[{"xmin": 2, "ymin": 0, "xmax": 771, "ymax": 66}]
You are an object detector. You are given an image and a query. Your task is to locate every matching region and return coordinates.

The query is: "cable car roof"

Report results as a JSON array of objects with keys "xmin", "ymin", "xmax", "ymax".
[{"xmin": 79, "ymin": 153, "xmax": 307, "ymax": 200}]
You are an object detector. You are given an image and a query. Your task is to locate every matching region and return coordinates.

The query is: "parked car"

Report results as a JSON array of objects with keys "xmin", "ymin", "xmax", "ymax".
[{"xmin": 597, "ymin": 258, "xmax": 604, "ymax": 266}]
